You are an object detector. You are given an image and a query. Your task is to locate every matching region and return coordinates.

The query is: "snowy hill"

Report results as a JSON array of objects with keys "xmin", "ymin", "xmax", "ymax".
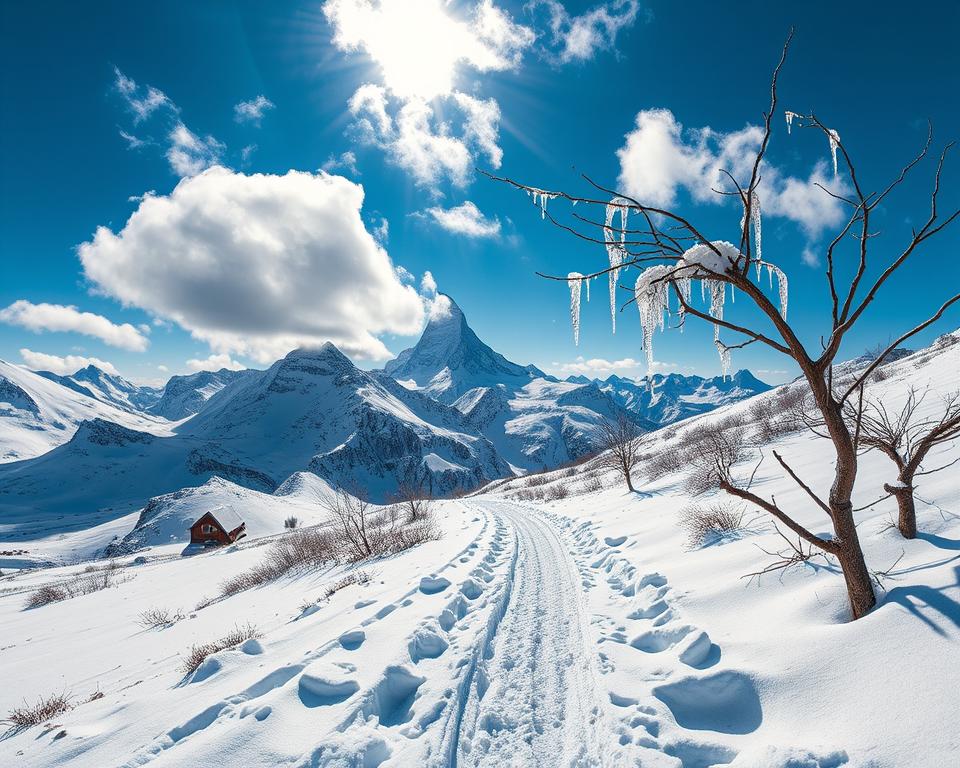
[
  {"xmin": 149, "ymin": 368, "xmax": 255, "ymax": 421},
  {"xmin": 591, "ymin": 369, "xmax": 772, "ymax": 425},
  {"xmin": 38, "ymin": 364, "xmax": 162, "ymax": 413},
  {"xmin": 107, "ymin": 475, "xmax": 335, "ymax": 554},
  {"xmin": 2, "ymin": 331, "xmax": 956, "ymax": 767},
  {"xmin": 0, "ymin": 359, "xmax": 172, "ymax": 463},
  {"xmin": 383, "ymin": 294, "xmax": 545, "ymax": 403}
]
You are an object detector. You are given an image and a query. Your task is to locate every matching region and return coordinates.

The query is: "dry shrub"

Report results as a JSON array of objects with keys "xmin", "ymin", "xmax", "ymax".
[
  {"xmin": 324, "ymin": 570, "xmax": 372, "ymax": 599},
  {"xmin": 137, "ymin": 606, "xmax": 184, "ymax": 629},
  {"xmin": 684, "ymin": 422, "xmax": 752, "ymax": 496},
  {"xmin": 679, "ymin": 503, "xmax": 746, "ymax": 548},
  {"xmin": 3, "ymin": 692, "xmax": 72, "ymax": 728},
  {"xmin": 181, "ymin": 623, "xmax": 260, "ymax": 676},
  {"xmin": 26, "ymin": 563, "xmax": 126, "ymax": 609},
  {"xmin": 220, "ymin": 527, "xmax": 335, "ymax": 597},
  {"xmin": 525, "ymin": 474, "xmax": 549, "ymax": 487},
  {"xmin": 582, "ymin": 475, "xmax": 604, "ymax": 493},
  {"xmin": 643, "ymin": 446, "xmax": 685, "ymax": 481},
  {"xmin": 284, "ymin": 516, "xmax": 299, "ymax": 529},
  {"xmin": 544, "ymin": 483, "xmax": 569, "ymax": 501}
]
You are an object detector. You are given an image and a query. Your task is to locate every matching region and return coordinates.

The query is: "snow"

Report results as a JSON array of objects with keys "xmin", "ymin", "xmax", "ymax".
[
  {"xmin": 567, "ymin": 272, "xmax": 583, "ymax": 345},
  {"xmin": 0, "ymin": 332, "xmax": 956, "ymax": 766},
  {"xmin": 0, "ymin": 359, "xmax": 172, "ymax": 464}
]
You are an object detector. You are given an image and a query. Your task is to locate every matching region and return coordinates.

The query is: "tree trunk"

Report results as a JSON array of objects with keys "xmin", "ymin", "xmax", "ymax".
[
  {"xmin": 832, "ymin": 503, "xmax": 877, "ymax": 619},
  {"xmin": 820, "ymin": 391, "xmax": 878, "ymax": 619},
  {"xmin": 624, "ymin": 469, "xmax": 634, "ymax": 493},
  {"xmin": 884, "ymin": 482, "xmax": 917, "ymax": 539}
]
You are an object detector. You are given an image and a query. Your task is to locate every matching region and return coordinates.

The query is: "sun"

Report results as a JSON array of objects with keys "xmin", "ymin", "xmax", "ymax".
[{"xmin": 326, "ymin": 0, "xmax": 491, "ymax": 100}]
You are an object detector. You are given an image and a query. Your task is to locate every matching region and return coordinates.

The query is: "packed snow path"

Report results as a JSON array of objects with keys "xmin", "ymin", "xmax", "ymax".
[{"xmin": 447, "ymin": 500, "xmax": 613, "ymax": 766}]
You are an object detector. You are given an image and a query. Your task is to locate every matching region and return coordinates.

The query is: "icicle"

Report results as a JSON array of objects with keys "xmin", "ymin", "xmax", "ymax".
[
  {"xmin": 633, "ymin": 266, "xmax": 674, "ymax": 376},
  {"xmin": 772, "ymin": 264, "xmax": 789, "ymax": 319},
  {"xmin": 785, "ymin": 110, "xmax": 797, "ymax": 134},
  {"xmin": 716, "ymin": 340, "xmax": 732, "ymax": 380},
  {"xmin": 567, "ymin": 272, "xmax": 583, "ymax": 345},
  {"xmin": 585, "ymin": 276, "xmax": 591, "ymax": 303},
  {"xmin": 767, "ymin": 262, "xmax": 774, "ymax": 289},
  {"xmin": 707, "ymin": 280, "xmax": 725, "ymax": 341},
  {"xmin": 604, "ymin": 197, "xmax": 631, "ymax": 333},
  {"xmin": 828, "ymin": 129, "xmax": 840, "ymax": 176},
  {"xmin": 526, "ymin": 187, "xmax": 557, "ymax": 219}
]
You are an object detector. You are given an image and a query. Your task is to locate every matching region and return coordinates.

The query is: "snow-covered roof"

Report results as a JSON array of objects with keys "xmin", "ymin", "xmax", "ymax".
[{"xmin": 200, "ymin": 504, "xmax": 244, "ymax": 532}]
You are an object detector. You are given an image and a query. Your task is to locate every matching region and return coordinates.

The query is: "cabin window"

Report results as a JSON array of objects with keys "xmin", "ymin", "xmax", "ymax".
[{"xmin": 202, "ymin": 523, "xmax": 216, "ymax": 534}]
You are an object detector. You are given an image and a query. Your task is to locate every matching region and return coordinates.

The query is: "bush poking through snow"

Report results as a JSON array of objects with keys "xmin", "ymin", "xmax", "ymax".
[
  {"xmin": 324, "ymin": 570, "xmax": 372, "ymax": 599},
  {"xmin": 137, "ymin": 607, "xmax": 185, "ymax": 629},
  {"xmin": 679, "ymin": 503, "xmax": 746, "ymax": 548},
  {"xmin": 181, "ymin": 623, "xmax": 261, "ymax": 676},
  {"xmin": 2, "ymin": 692, "xmax": 72, "ymax": 728},
  {"xmin": 684, "ymin": 423, "xmax": 753, "ymax": 496},
  {"xmin": 220, "ymin": 527, "xmax": 336, "ymax": 597},
  {"xmin": 284, "ymin": 516, "xmax": 299, "ymax": 529},
  {"xmin": 25, "ymin": 562, "xmax": 128, "ymax": 609}
]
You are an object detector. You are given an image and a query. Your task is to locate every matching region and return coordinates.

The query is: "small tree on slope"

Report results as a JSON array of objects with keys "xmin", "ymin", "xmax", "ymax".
[
  {"xmin": 596, "ymin": 414, "xmax": 644, "ymax": 492},
  {"xmin": 856, "ymin": 388, "xmax": 960, "ymax": 539},
  {"xmin": 485, "ymin": 31, "xmax": 960, "ymax": 620}
]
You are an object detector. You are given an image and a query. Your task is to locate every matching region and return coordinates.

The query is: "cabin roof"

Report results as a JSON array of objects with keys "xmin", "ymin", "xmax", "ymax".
[{"xmin": 196, "ymin": 505, "xmax": 244, "ymax": 532}]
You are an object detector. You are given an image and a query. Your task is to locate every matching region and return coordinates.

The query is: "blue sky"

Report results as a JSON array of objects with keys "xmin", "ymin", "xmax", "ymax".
[{"xmin": 1, "ymin": 0, "xmax": 958, "ymax": 386}]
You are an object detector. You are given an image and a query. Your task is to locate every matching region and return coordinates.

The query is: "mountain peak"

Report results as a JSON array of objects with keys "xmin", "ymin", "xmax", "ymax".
[{"xmin": 383, "ymin": 294, "xmax": 542, "ymax": 403}]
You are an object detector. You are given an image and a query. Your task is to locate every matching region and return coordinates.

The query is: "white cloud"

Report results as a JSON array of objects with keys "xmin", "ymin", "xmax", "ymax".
[
  {"xmin": 348, "ymin": 85, "xmax": 501, "ymax": 189},
  {"xmin": 157, "ymin": 364, "xmax": 169, "ymax": 372},
  {"xmin": 531, "ymin": 0, "xmax": 642, "ymax": 63},
  {"xmin": 77, "ymin": 167, "xmax": 426, "ymax": 363},
  {"xmin": 0, "ymin": 300, "xmax": 149, "ymax": 351},
  {"xmin": 119, "ymin": 130, "xmax": 147, "ymax": 149},
  {"xmin": 322, "ymin": 150, "xmax": 360, "ymax": 176},
  {"xmin": 233, "ymin": 95, "xmax": 275, "ymax": 126},
  {"xmin": 323, "ymin": 0, "xmax": 532, "ymax": 100},
  {"xmin": 550, "ymin": 356, "xmax": 645, "ymax": 377},
  {"xmin": 550, "ymin": 356, "xmax": 682, "ymax": 378},
  {"xmin": 421, "ymin": 270, "xmax": 438, "ymax": 298},
  {"xmin": 20, "ymin": 348, "xmax": 119, "ymax": 376},
  {"xmin": 240, "ymin": 144, "xmax": 257, "ymax": 165},
  {"xmin": 801, "ymin": 246, "xmax": 821, "ymax": 267},
  {"xmin": 186, "ymin": 353, "xmax": 245, "ymax": 372},
  {"xmin": 166, "ymin": 122, "xmax": 224, "ymax": 177},
  {"xmin": 421, "ymin": 201, "xmax": 501, "ymax": 238},
  {"xmin": 113, "ymin": 67, "xmax": 174, "ymax": 123},
  {"xmin": 371, "ymin": 215, "xmax": 389, "ymax": 243},
  {"xmin": 616, "ymin": 108, "xmax": 848, "ymax": 237}
]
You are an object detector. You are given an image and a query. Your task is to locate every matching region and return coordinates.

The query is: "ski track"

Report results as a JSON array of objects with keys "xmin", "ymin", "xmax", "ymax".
[{"xmin": 110, "ymin": 499, "xmax": 760, "ymax": 768}]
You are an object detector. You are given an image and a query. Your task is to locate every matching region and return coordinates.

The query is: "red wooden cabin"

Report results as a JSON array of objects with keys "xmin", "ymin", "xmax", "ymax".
[{"xmin": 189, "ymin": 506, "xmax": 246, "ymax": 546}]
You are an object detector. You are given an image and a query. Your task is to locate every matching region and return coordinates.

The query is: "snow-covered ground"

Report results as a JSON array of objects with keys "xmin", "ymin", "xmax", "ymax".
[{"xmin": 0, "ymin": 332, "xmax": 957, "ymax": 766}]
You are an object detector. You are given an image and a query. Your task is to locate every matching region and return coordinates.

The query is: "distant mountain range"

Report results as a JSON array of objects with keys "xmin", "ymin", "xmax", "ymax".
[{"xmin": 0, "ymin": 293, "xmax": 772, "ymax": 546}]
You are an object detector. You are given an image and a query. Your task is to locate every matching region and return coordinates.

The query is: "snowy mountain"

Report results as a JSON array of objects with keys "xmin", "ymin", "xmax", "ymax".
[
  {"xmin": 455, "ymin": 379, "xmax": 654, "ymax": 471},
  {"xmin": 588, "ymin": 369, "xmax": 772, "ymax": 425},
  {"xmin": 0, "ymin": 359, "xmax": 172, "ymax": 464},
  {"xmin": 149, "ymin": 368, "xmax": 255, "ymax": 421},
  {"xmin": 37, "ymin": 364, "xmax": 162, "ymax": 413},
  {"xmin": 181, "ymin": 344, "xmax": 511, "ymax": 499},
  {"xmin": 383, "ymin": 294, "xmax": 545, "ymax": 403}
]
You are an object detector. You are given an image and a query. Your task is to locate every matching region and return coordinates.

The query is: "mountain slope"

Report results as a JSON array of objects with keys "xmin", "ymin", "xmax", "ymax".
[
  {"xmin": 383, "ymin": 294, "xmax": 545, "ymax": 403},
  {"xmin": 149, "ymin": 368, "xmax": 255, "ymax": 421},
  {"xmin": 37, "ymin": 365, "xmax": 163, "ymax": 413},
  {"xmin": 456, "ymin": 379, "xmax": 655, "ymax": 471},
  {"xmin": 0, "ymin": 360, "xmax": 172, "ymax": 463}
]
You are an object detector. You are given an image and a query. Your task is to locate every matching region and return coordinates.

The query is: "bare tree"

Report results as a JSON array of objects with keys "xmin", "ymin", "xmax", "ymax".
[
  {"xmin": 596, "ymin": 414, "xmax": 644, "ymax": 492},
  {"xmin": 321, "ymin": 486, "xmax": 373, "ymax": 561},
  {"xmin": 485, "ymin": 30, "xmax": 960, "ymax": 619},
  {"xmin": 390, "ymin": 473, "xmax": 434, "ymax": 523},
  {"xmin": 857, "ymin": 388, "xmax": 960, "ymax": 539}
]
